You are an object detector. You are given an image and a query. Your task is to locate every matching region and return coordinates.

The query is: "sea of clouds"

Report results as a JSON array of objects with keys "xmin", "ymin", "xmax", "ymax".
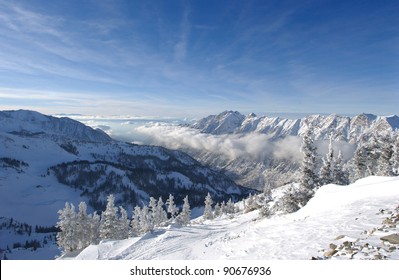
[{"xmin": 70, "ymin": 116, "xmax": 355, "ymax": 164}]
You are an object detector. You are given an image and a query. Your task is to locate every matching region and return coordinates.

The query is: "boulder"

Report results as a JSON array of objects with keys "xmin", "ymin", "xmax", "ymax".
[
  {"xmin": 324, "ymin": 249, "xmax": 338, "ymax": 258},
  {"xmin": 380, "ymin": 234, "xmax": 399, "ymax": 244}
]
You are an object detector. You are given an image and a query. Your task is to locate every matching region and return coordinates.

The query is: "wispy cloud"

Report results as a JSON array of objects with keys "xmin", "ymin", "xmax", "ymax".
[
  {"xmin": 174, "ymin": 2, "xmax": 190, "ymax": 62},
  {"xmin": 0, "ymin": 0, "xmax": 397, "ymax": 116}
]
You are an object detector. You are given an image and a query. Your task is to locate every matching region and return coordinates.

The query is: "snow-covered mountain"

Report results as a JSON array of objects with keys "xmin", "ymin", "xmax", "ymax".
[
  {"xmin": 67, "ymin": 176, "xmax": 399, "ymax": 260},
  {"xmin": 193, "ymin": 111, "xmax": 399, "ymax": 143},
  {"xmin": 0, "ymin": 110, "xmax": 252, "ymax": 259},
  {"xmin": 0, "ymin": 110, "xmax": 112, "ymax": 142},
  {"xmin": 186, "ymin": 110, "xmax": 399, "ymax": 189}
]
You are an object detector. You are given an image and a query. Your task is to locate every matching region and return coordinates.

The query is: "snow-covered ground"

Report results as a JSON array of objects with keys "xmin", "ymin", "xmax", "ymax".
[{"xmin": 67, "ymin": 176, "xmax": 399, "ymax": 260}]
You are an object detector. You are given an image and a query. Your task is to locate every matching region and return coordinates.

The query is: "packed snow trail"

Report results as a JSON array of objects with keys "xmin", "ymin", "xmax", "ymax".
[{"xmin": 70, "ymin": 176, "xmax": 399, "ymax": 260}]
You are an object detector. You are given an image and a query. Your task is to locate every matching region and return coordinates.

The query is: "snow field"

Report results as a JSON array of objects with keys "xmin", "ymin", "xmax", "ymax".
[{"xmin": 70, "ymin": 176, "xmax": 399, "ymax": 260}]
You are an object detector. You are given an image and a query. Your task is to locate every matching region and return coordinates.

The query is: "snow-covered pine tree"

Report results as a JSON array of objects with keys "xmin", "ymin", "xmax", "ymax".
[
  {"xmin": 76, "ymin": 201, "xmax": 91, "ymax": 249},
  {"xmin": 130, "ymin": 206, "xmax": 141, "ymax": 237},
  {"xmin": 203, "ymin": 193, "xmax": 214, "ymax": 220},
  {"xmin": 213, "ymin": 203, "xmax": 221, "ymax": 217},
  {"xmin": 89, "ymin": 212, "xmax": 100, "ymax": 244},
  {"xmin": 166, "ymin": 194, "xmax": 178, "ymax": 221},
  {"xmin": 377, "ymin": 133, "xmax": 393, "ymax": 176},
  {"xmin": 352, "ymin": 138, "xmax": 368, "ymax": 180},
  {"xmin": 319, "ymin": 137, "xmax": 334, "ymax": 186},
  {"xmin": 177, "ymin": 195, "xmax": 191, "ymax": 226},
  {"xmin": 99, "ymin": 194, "xmax": 119, "ymax": 240},
  {"xmin": 117, "ymin": 206, "xmax": 130, "ymax": 240},
  {"xmin": 365, "ymin": 133, "xmax": 380, "ymax": 176},
  {"xmin": 390, "ymin": 133, "xmax": 399, "ymax": 175},
  {"xmin": 56, "ymin": 202, "xmax": 78, "ymax": 252},
  {"xmin": 300, "ymin": 128, "xmax": 318, "ymax": 190},
  {"xmin": 220, "ymin": 201, "xmax": 226, "ymax": 215},
  {"xmin": 244, "ymin": 193, "xmax": 259, "ymax": 212},
  {"xmin": 156, "ymin": 197, "xmax": 167, "ymax": 226},
  {"xmin": 244, "ymin": 193, "xmax": 254, "ymax": 213},
  {"xmin": 139, "ymin": 205, "xmax": 152, "ymax": 234},
  {"xmin": 273, "ymin": 190, "xmax": 300, "ymax": 214},
  {"xmin": 148, "ymin": 197, "xmax": 158, "ymax": 227},
  {"xmin": 333, "ymin": 150, "xmax": 349, "ymax": 185},
  {"xmin": 263, "ymin": 183, "xmax": 273, "ymax": 203},
  {"xmin": 226, "ymin": 198, "xmax": 236, "ymax": 214},
  {"xmin": 259, "ymin": 183, "xmax": 274, "ymax": 218}
]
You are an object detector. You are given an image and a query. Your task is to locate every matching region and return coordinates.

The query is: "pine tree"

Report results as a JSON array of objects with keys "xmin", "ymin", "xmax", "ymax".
[
  {"xmin": 226, "ymin": 198, "xmax": 236, "ymax": 214},
  {"xmin": 378, "ymin": 133, "xmax": 393, "ymax": 176},
  {"xmin": 365, "ymin": 134, "xmax": 379, "ymax": 175},
  {"xmin": 245, "ymin": 194, "xmax": 254, "ymax": 213},
  {"xmin": 259, "ymin": 183, "xmax": 273, "ymax": 218},
  {"xmin": 56, "ymin": 202, "xmax": 78, "ymax": 252},
  {"xmin": 116, "ymin": 206, "xmax": 130, "ymax": 240},
  {"xmin": 130, "ymin": 206, "xmax": 141, "ymax": 237},
  {"xmin": 352, "ymin": 143, "xmax": 367, "ymax": 180},
  {"xmin": 148, "ymin": 197, "xmax": 158, "ymax": 227},
  {"xmin": 76, "ymin": 201, "xmax": 90, "ymax": 249},
  {"xmin": 333, "ymin": 150, "xmax": 349, "ymax": 185},
  {"xmin": 139, "ymin": 205, "xmax": 152, "ymax": 234},
  {"xmin": 155, "ymin": 197, "xmax": 167, "ymax": 226},
  {"xmin": 390, "ymin": 134, "xmax": 399, "ymax": 175},
  {"xmin": 220, "ymin": 201, "xmax": 226, "ymax": 215},
  {"xmin": 177, "ymin": 195, "xmax": 191, "ymax": 226},
  {"xmin": 300, "ymin": 128, "xmax": 318, "ymax": 190},
  {"xmin": 166, "ymin": 194, "xmax": 178, "ymax": 221},
  {"xmin": 244, "ymin": 193, "xmax": 259, "ymax": 212},
  {"xmin": 319, "ymin": 137, "xmax": 334, "ymax": 186},
  {"xmin": 203, "ymin": 193, "xmax": 214, "ymax": 220},
  {"xmin": 99, "ymin": 194, "xmax": 119, "ymax": 240},
  {"xmin": 263, "ymin": 183, "xmax": 273, "ymax": 203},
  {"xmin": 89, "ymin": 212, "xmax": 100, "ymax": 244},
  {"xmin": 213, "ymin": 203, "xmax": 221, "ymax": 217}
]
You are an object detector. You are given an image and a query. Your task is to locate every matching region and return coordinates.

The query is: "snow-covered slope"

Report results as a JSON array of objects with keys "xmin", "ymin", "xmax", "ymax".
[
  {"xmin": 0, "ymin": 110, "xmax": 112, "ymax": 142},
  {"xmin": 69, "ymin": 176, "xmax": 399, "ymax": 260},
  {"xmin": 193, "ymin": 111, "xmax": 399, "ymax": 143}
]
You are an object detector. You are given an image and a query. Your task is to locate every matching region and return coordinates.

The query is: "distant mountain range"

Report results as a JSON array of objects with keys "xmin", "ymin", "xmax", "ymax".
[
  {"xmin": 193, "ymin": 110, "xmax": 399, "ymax": 142},
  {"xmin": 184, "ymin": 110, "xmax": 399, "ymax": 190}
]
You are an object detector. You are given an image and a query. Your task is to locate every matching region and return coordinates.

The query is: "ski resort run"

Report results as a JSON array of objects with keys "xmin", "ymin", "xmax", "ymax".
[{"xmin": 64, "ymin": 176, "xmax": 399, "ymax": 260}]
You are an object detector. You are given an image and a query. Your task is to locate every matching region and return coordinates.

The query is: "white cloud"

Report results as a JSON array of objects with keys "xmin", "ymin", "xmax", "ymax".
[{"xmin": 134, "ymin": 123, "xmax": 303, "ymax": 163}]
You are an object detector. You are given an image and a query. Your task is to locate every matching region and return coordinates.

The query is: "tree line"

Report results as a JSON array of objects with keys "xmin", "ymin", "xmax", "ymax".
[{"xmin": 56, "ymin": 193, "xmax": 191, "ymax": 252}]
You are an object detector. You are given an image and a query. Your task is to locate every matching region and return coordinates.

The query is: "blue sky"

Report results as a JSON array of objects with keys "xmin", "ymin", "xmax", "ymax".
[{"xmin": 0, "ymin": 0, "xmax": 398, "ymax": 117}]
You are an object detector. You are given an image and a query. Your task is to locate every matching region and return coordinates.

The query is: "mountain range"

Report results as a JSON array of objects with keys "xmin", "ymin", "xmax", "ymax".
[
  {"xmin": 192, "ymin": 111, "xmax": 399, "ymax": 142},
  {"xmin": 185, "ymin": 111, "xmax": 399, "ymax": 189}
]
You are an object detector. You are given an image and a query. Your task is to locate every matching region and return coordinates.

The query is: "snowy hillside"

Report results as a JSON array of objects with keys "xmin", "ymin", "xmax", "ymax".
[
  {"xmin": 0, "ymin": 110, "xmax": 111, "ymax": 142},
  {"xmin": 68, "ymin": 176, "xmax": 399, "ymax": 260},
  {"xmin": 0, "ymin": 110, "xmax": 252, "ymax": 259},
  {"xmin": 193, "ymin": 111, "xmax": 399, "ymax": 143}
]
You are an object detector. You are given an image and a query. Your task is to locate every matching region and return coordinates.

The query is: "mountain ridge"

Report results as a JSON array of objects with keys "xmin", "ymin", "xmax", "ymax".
[
  {"xmin": 0, "ymin": 109, "xmax": 112, "ymax": 143},
  {"xmin": 193, "ymin": 110, "xmax": 399, "ymax": 142}
]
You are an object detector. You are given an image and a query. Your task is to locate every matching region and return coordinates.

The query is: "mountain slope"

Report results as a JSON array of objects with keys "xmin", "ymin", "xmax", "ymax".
[
  {"xmin": 0, "ymin": 110, "xmax": 111, "ymax": 142},
  {"xmin": 0, "ymin": 110, "xmax": 253, "ymax": 259},
  {"xmin": 69, "ymin": 176, "xmax": 399, "ymax": 260}
]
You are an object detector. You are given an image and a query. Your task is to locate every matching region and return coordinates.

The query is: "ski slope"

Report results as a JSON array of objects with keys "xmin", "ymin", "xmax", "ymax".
[{"xmin": 68, "ymin": 176, "xmax": 399, "ymax": 260}]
